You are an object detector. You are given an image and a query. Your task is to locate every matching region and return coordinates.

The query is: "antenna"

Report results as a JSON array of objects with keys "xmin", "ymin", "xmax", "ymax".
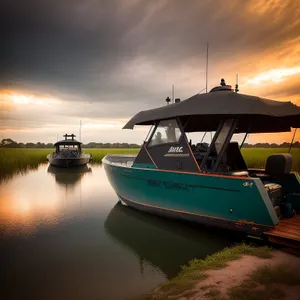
[
  {"xmin": 235, "ymin": 73, "xmax": 239, "ymax": 93},
  {"xmin": 289, "ymin": 128, "xmax": 297, "ymax": 153},
  {"xmin": 79, "ymin": 120, "xmax": 82, "ymax": 142},
  {"xmin": 172, "ymin": 84, "xmax": 174, "ymax": 103},
  {"xmin": 205, "ymin": 42, "xmax": 209, "ymax": 93}
]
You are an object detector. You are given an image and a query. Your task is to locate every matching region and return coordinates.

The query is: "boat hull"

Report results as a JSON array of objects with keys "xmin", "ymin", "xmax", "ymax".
[
  {"xmin": 47, "ymin": 155, "xmax": 91, "ymax": 168},
  {"xmin": 103, "ymin": 155, "xmax": 279, "ymax": 236}
]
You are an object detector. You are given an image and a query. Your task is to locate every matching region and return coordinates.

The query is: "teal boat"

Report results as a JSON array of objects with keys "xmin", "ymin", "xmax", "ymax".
[{"xmin": 103, "ymin": 80, "xmax": 300, "ymax": 247}]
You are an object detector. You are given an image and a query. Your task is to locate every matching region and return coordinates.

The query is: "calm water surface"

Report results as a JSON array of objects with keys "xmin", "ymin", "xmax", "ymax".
[{"xmin": 1, "ymin": 164, "xmax": 240, "ymax": 300}]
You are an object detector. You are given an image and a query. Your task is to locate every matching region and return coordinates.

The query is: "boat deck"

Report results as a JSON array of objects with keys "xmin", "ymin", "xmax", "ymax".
[{"xmin": 264, "ymin": 215, "xmax": 300, "ymax": 248}]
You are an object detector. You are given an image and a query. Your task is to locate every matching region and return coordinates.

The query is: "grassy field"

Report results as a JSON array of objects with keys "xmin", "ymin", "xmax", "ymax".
[
  {"xmin": 0, "ymin": 148, "xmax": 52, "ymax": 180},
  {"xmin": 0, "ymin": 147, "xmax": 299, "ymax": 180},
  {"xmin": 242, "ymin": 148, "xmax": 300, "ymax": 171}
]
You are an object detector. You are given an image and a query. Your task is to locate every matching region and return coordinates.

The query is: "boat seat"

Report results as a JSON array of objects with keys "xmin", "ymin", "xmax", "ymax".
[
  {"xmin": 253, "ymin": 153, "xmax": 292, "ymax": 180},
  {"xmin": 266, "ymin": 153, "xmax": 292, "ymax": 176}
]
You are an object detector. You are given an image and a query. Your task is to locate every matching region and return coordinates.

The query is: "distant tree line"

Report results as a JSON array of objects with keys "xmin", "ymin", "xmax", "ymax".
[
  {"xmin": 0, "ymin": 138, "xmax": 140, "ymax": 148},
  {"xmin": 82, "ymin": 142, "xmax": 140, "ymax": 148},
  {"xmin": 243, "ymin": 142, "xmax": 300, "ymax": 148},
  {"xmin": 1, "ymin": 138, "xmax": 299, "ymax": 149}
]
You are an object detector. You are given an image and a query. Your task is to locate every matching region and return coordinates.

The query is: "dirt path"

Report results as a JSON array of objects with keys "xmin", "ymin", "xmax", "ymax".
[{"xmin": 180, "ymin": 250, "xmax": 300, "ymax": 300}]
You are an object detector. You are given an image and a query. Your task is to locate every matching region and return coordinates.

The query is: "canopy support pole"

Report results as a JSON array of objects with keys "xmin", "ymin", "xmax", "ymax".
[
  {"xmin": 144, "ymin": 125, "xmax": 154, "ymax": 142},
  {"xmin": 289, "ymin": 128, "xmax": 297, "ymax": 153},
  {"xmin": 240, "ymin": 123, "xmax": 251, "ymax": 149},
  {"xmin": 200, "ymin": 132, "xmax": 207, "ymax": 143},
  {"xmin": 200, "ymin": 121, "xmax": 224, "ymax": 171},
  {"xmin": 240, "ymin": 133, "xmax": 248, "ymax": 149},
  {"xmin": 212, "ymin": 119, "xmax": 238, "ymax": 172}
]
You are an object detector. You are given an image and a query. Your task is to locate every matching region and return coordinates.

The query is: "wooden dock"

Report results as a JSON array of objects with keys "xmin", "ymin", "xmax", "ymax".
[{"xmin": 264, "ymin": 215, "xmax": 300, "ymax": 248}]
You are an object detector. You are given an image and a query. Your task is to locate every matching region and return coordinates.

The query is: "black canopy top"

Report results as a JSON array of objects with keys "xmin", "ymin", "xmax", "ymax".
[
  {"xmin": 54, "ymin": 134, "xmax": 82, "ymax": 146},
  {"xmin": 54, "ymin": 139, "xmax": 82, "ymax": 146},
  {"xmin": 123, "ymin": 89, "xmax": 300, "ymax": 133}
]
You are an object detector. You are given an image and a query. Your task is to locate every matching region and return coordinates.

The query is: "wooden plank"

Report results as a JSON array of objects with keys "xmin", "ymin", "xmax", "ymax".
[
  {"xmin": 264, "ymin": 215, "xmax": 300, "ymax": 247},
  {"xmin": 271, "ymin": 226, "xmax": 300, "ymax": 235},
  {"xmin": 279, "ymin": 215, "xmax": 300, "ymax": 224},
  {"xmin": 270, "ymin": 232, "xmax": 300, "ymax": 240},
  {"xmin": 280, "ymin": 217, "xmax": 300, "ymax": 223},
  {"xmin": 275, "ymin": 226, "xmax": 300, "ymax": 233},
  {"xmin": 267, "ymin": 226, "xmax": 300, "ymax": 236},
  {"xmin": 275, "ymin": 221, "xmax": 300, "ymax": 229},
  {"xmin": 277, "ymin": 222, "xmax": 300, "ymax": 229},
  {"xmin": 267, "ymin": 236, "xmax": 300, "ymax": 249},
  {"xmin": 265, "ymin": 231, "xmax": 300, "ymax": 242},
  {"xmin": 268, "ymin": 232, "xmax": 300, "ymax": 241}
]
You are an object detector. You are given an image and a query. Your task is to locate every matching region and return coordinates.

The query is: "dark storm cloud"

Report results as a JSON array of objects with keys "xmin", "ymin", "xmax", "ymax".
[
  {"xmin": 1, "ymin": 0, "xmax": 300, "ymax": 106},
  {"xmin": 1, "ymin": 0, "xmax": 147, "ymax": 98}
]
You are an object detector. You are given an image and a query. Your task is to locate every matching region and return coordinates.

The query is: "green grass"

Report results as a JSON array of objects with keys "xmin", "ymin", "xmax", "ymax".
[
  {"xmin": 242, "ymin": 148, "xmax": 300, "ymax": 171},
  {"xmin": 0, "ymin": 148, "xmax": 52, "ymax": 180},
  {"xmin": 134, "ymin": 243, "xmax": 272, "ymax": 300}
]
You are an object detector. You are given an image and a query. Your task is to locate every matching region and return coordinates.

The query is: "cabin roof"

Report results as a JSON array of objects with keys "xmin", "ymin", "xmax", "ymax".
[
  {"xmin": 123, "ymin": 90, "xmax": 300, "ymax": 133},
  {"xmin": 54, "ymin": 139, "xmax": 82, "ymax": 146}
]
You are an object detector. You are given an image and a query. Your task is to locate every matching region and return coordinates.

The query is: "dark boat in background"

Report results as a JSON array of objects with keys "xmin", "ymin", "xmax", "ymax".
[{"xmin": 47, "ymin": 134, "xmax": 92, "ymax": 168}]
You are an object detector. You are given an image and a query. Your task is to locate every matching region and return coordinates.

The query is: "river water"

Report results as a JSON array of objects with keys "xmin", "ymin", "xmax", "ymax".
[{"xmin": 1, "ymin": 164, "xmax": 240, "ymax": 300}]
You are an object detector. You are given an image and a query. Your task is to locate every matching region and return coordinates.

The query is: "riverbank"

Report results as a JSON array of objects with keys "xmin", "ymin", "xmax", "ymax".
[
  {"xmin": 136, "ymin": 243, "xmax": 300, "ymax": 300},
  {"xmin": 0, "ymin": 148, "xmax": 299, "ymax": 180}
]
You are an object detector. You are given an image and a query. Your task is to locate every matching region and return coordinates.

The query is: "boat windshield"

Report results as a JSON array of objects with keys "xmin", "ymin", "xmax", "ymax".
[
  {"xmin": 148, "ymin": 119, "xmax": 181, "ymax": 147},
  {"xmin": 59, "ymin": 145, "xmax": 79, "ymax": 151}
]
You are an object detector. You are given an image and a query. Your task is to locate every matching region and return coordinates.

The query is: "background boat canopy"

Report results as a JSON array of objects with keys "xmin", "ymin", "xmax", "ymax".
[{"xmin": 123, "ymin": 91, "xmax": 300, "ymax": 133}]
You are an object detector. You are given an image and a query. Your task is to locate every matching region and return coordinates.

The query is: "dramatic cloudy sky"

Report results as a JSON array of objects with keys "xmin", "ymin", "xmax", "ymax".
[{"xmin": 1, "ymin": 0, "xmax": 300, "ymax": 144}]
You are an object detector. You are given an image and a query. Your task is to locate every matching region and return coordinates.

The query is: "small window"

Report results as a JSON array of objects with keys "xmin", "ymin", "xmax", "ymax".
[{"xmin": 149, "ymin": 119, "xmax": 182, "ymax": 146}]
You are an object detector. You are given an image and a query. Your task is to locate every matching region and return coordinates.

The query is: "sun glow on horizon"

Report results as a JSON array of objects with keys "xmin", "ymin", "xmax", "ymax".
[
  {"xmin": 247, "ymin": 66, "xmax": 300, "ymax": 85},
  {"xmin": 11, "ymin": 93, "xmax": 60, "ymax": 106},
  {"xmin": 0, "ymin": 90, "xmax": 60, "ymax": 107}
]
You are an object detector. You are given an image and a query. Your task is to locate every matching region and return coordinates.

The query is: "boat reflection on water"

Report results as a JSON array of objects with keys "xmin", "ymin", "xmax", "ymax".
[
  {"xmin": 47, "ymin": 165, "xmax": 92, "ymax": 188},
  {"xmin": 105, "ymin": 202, "xmax": 241, "ymax": 279}
]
